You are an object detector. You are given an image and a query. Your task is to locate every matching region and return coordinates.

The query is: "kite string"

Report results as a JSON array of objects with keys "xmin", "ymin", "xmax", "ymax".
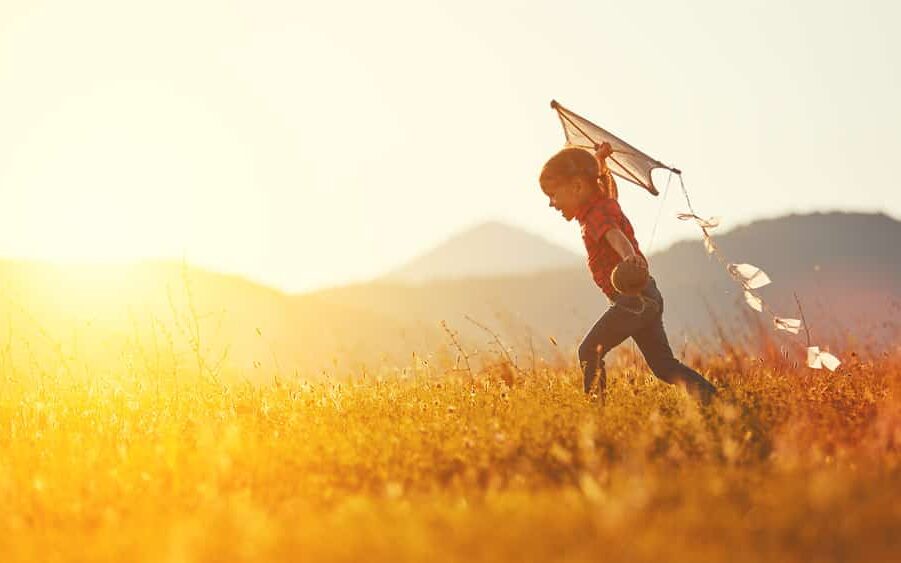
[
  {"xmin": 677, "ymin": 173, "xmax": 700, "ymax": 217},
  {"xmin": 674, "ymin": 174, "xmax": 835, "ymax": 363},
  {"xmin": 645, "ymin": 170, "xmax": 673, "ymax": 256}
]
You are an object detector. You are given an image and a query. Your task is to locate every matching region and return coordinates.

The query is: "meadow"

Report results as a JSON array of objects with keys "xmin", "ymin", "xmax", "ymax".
[{"xmin": 1, "ymin": 317, "xmax": 899, "ymax": 563}]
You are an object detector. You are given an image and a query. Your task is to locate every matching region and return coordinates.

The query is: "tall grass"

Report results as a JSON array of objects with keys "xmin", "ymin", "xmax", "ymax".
[{"xmin": 0, "ymin": 313, "xmax": 899, "ymax": 563}]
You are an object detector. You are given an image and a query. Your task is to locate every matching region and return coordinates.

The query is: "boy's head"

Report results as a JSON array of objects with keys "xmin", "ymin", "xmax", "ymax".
[{"xmin": 539, "ymin": 147, "xmax": 601, "ymax": 222}]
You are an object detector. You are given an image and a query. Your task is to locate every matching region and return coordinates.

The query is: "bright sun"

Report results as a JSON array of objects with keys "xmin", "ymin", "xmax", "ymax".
[{"xmin": 2, "ymin": 83, "xmax": 267, "ymax": 266}]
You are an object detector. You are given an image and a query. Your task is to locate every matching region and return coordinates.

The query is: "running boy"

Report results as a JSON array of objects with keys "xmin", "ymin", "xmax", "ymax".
[{"xmin": 539, "ymin": 142, "xmax": 718, "ymax": 404}]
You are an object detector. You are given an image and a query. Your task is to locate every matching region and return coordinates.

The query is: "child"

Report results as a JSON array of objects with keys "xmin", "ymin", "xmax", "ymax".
[{"xmin": 539, "ymin": 142, "xmax": 718, "ymax": 405}]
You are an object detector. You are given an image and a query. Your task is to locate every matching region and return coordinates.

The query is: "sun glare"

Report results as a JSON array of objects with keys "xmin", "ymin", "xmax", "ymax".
[{"xmin": 3, "ymin": 81, "xmax": 270, "ymax": 267}]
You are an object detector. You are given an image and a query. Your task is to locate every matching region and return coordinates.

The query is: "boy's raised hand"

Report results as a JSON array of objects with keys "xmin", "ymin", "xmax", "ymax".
[{"xmin": 594, "ymin": 141, "xmax": 614, "ymax": 160}]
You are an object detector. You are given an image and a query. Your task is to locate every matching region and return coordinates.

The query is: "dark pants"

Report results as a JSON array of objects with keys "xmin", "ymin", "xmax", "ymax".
[{"xmin": 579, "ymin": 277, "xmax": 717, "ymax": 404}]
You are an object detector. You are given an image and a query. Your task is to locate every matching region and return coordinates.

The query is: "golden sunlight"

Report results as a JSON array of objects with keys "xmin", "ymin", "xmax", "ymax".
[{"xmin": 6, "ymin": 82, "xmax": 265, "ymax": 264}]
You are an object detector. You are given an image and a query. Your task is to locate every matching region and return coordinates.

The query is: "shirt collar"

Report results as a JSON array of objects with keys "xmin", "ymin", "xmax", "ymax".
[{"xmin": 574, "ymin": 191, "xmax": 607, "ymax": 223}]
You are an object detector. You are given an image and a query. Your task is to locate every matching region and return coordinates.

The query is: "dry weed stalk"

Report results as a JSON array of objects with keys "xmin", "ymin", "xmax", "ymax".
[{"xmin": 439, "ymin": 320, "xmax": 473, "ymax": 382}]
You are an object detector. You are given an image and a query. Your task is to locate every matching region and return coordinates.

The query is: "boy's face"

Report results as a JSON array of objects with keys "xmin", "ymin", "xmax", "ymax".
[{"xmin": 543, "ymin": 176, "xmax": 591, "ymax": 222}]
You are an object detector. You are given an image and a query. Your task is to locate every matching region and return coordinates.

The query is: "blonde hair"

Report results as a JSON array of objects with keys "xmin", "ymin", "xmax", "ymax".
[{"xmin": 539, "ymin": 147, "xmax": 599, "ymax": 194}]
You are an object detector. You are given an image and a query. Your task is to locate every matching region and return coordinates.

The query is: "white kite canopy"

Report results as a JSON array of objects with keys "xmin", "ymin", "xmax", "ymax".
[{"xmin": 551, "ymin": 99, "xmax": 679, "ymax": 196}]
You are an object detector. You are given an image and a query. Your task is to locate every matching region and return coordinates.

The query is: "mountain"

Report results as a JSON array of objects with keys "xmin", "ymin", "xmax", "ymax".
[
  {"xmin": 3, "ymin": 212, "xmax": 896, "ymax": 382},
  {"xmin": 647, "ymin": 212, "xmax": 901, "ymax": 343},
  {"xmin": 308, "ymin": 212, "xmax": 901, "ymax": 359},
  {"xmin": 382, "ymin": 220, "xmax": 582, "ymax": 283}
]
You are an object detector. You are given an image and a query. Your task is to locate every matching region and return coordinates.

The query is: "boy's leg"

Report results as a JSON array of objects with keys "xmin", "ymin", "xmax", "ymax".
[
  {"xmin": 632, "ymin": 311, "xmax": 717, "ymax": 404},
  {"xmin": 579, "ymin": 304, "xmax": 646, "ymax": 396}
]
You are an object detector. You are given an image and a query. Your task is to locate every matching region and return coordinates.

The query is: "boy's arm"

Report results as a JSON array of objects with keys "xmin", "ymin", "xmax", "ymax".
[
  {"xmin": 604, "ymin": 228, "xmax": 647, "ymax": 269},
  {"xmin": 594, "ymin": 142, "xmax": 618, "ymax": 200},
  {"xmin": 594, "ymin": 142, "xmax": 614, "ymax": 166}
]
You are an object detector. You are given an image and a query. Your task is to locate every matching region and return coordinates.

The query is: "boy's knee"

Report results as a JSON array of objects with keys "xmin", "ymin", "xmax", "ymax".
[
  {"xmin": 647, "ymin": 357, "xmax": 681, "ymax": 383},
  {"xmin": 578, "ymin": 340, "xmax": 605, "ymax": 363}
]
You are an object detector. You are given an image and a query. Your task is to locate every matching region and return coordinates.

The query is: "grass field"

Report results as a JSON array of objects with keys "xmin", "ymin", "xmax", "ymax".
[{"xmin": 1, "ymin": 334, "xmax": 899, "ymax": 563}]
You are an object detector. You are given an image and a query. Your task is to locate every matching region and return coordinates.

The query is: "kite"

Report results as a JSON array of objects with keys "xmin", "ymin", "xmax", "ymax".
[
  {"xmin": 551, "ymin": 100, "xmax": 678, "ymax": 196},
  {"xmin": 549, "ymin": 100, "xmax": 841, "ymax": 372}
]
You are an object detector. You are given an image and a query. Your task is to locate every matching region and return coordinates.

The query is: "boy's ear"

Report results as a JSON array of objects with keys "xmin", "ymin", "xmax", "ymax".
[{"xmin": 574, "ymin": 176, "xmax": 588, "ymax": 195}]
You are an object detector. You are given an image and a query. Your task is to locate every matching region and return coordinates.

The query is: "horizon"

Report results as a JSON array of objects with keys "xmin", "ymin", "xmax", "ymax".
[
  {"xmin": 0, "ymin": 207, "xmax": 893, "ymax": 294},
  {"xmin": 2, "ymin": 0, "xmax": 898, "ymax": 292}
]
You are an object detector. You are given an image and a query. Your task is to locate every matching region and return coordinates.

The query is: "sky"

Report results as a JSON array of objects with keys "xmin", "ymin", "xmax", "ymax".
[{"xmin": 1, "ymin": 0, "xmax": 899, "ymax": 292}]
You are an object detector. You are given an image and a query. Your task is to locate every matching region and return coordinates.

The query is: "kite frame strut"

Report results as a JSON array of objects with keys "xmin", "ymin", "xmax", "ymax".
[{"xmin": 550, "ymin": 99, "xmax": 682, "ymax": 195}]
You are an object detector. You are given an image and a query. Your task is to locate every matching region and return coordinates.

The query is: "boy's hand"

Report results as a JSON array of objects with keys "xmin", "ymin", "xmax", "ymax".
[
  {"xmin": 624, "ymin": 254, "xmax": 648, "ymax": 271},
  {"xmin": 594, "ymin": 141, "xmax": 614, "ymax": 159}
]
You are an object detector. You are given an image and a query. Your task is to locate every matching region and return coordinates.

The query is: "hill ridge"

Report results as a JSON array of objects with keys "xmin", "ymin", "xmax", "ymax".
[{"xmin": 382, "ymin": 219, "xmax": 581, "ymax": 283}]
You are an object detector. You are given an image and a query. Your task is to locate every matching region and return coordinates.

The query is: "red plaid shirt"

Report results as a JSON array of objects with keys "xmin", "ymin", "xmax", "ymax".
[{"xmin": 575, "ymin": 192, "xmax": 646, "ymax": 299}]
